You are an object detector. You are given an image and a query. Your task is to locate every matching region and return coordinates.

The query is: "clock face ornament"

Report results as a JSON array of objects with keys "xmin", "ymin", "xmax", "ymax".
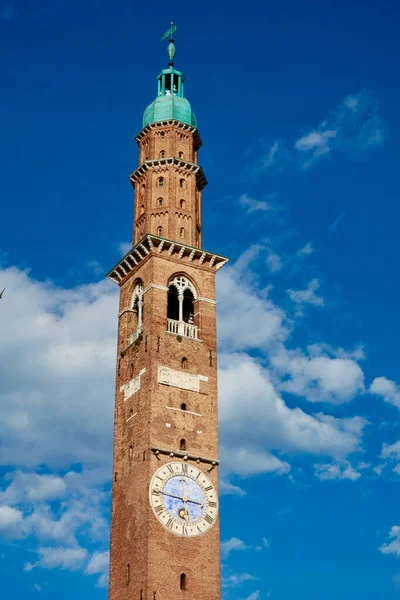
[{"xmin": 149, "ymin": 462, "xmax": 218, "ymax": 537}]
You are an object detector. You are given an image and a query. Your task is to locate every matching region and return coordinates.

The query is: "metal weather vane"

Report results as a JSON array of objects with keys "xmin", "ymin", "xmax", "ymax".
[
  {"xmin": 160, "ymin": 22, "xmax": 177, "ymax": 42},
  {"xmin": 161, "ymin": 22, "xmax": 177, "ymax": 66}
]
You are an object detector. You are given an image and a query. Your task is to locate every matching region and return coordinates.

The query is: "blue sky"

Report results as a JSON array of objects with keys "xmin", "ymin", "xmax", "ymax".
[{"xmin": 1, "ymin": 0, "xmax": 400, "ymax": 598}]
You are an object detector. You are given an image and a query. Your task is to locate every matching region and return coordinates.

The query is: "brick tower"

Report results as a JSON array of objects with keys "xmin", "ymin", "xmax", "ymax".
[{"xmin": 107, "ymin": 27, "xmax": 228, "ymax": 600}]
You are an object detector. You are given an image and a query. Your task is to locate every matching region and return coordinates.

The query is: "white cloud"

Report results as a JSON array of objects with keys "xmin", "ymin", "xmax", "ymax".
[
  {"xmin": 381, "ymin": 441, "xmax": 400, "ymax": 460},
  {"xmin": 370, "ymin": 377, "xmax": 400, "ymax": 410},
  {"xmin": 314, "ymin": 461, "xmax": 361, "ymax": 481},
  {"xmin": 243, "ymin": 592, "xmax": 260, "ymax": 600},
  {"xmin": 0, "ymin": 471, "xmax": 67, "ymax": 504},
  {"xmin": 118, "ymin": 241, "xmax": 132, "ymax": 256},
  {"xmin": 287, "ymin": 278, "xmax": 324, "ymax": 310},
  {"xmin": 217, "ymin": 253, "xmax": 289, "ymax": 352},
  {"xmin": 219, "ymin": 478, "xmax": 247, "ymax": 497},
  {"xmin": 34, "ymin": 583, "xmax": 41, "ymax": 592},
  {"xmin": 219, "ymin": 353, "xmax": 367, "ymax": 476},
  {"xmin": 86, "ymin": 551, "xmax": 110, "ymax": 588},
  {"xmin": 267, "ymin": 251, "xmax": 282, "ymax": 273},
  {"xmin": 25, "ymin": 546, "xmax": 88, "ymax": 572},
  {"xmin": 295, "ymin": 129, "xmax": 338, "ymax": 168},
  {"xmin": 261, "ymin": 141, "xmax": 280, "ymax": 170},
  {"xmin": 297, "ymin": 242, "xmax": 314, "ymax": 256},
  {"xmin": 0, "ymin": 265, "xmax": 118, "ymax": 470},
  {"xmin": 379, "ymin": 526, "xmax": 400, "ymax": 558},
  {"xmin": 0, "ymin": 505, "xmax": 25, "ymax": 537},
  {"xmin": 221, "ymin": 537, "xmax": 248, "ymax": 558},
  {"xmin": 222, "ymin": 572, "xmax": 256, "ymax": 588},
  {"xmin": 294, "ymin": 91, "xmax": 386, "ymax": 169},
  {"xmin": 271, "ymin": 345, "xmax": 365, "ymax": 404},
  {"xmin": 239, "ymin": 194, "xmax": 273, "ymax": 213}
]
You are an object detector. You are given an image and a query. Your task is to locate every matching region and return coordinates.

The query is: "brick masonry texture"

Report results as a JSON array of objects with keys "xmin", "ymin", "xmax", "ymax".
[{"xmin": 108, "ymin": 121, "xmax": 222, "ymax": 600}]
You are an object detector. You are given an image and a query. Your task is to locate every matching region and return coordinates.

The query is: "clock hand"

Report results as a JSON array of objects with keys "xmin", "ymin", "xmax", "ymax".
[{"xmin": 179, "ymin": 479, "xmax": 190, "ymax": 521}]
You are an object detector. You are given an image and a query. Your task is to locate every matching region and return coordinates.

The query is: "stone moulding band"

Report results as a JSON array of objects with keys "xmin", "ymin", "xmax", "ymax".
[
  {"xmin": 106, "ymin": 234, "xmax": 229, "ymax": 284},
  {"xmin": 151, "ymin": 447, "xmax": 219, "ymax": 466}
]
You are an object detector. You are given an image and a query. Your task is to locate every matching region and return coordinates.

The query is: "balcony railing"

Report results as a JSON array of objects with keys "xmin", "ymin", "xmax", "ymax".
[
  {"xmin": 130, "ymin": 325, "xmax": 143, "ymax": 344},
  {"xmin": 167, "ymin": 319, "xmax": 198, "ymax": 340}
]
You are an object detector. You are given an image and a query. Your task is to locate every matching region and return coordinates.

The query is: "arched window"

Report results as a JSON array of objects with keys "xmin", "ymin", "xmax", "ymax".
[
  {"xmin": 167, "ymin": 283, "xmax": 180, "ymax": 321},
  {"xmin": 132, "ymin": 281, "xmax": 144, "ymax": 333},
  {"xmin": 167, "ymin": 276, "xmax": 196, "ymax": 336},
  {"xmin": 129, "ymin": 444, "xmax": 133, "ymax": 458},
  {"xmin": 180, "ymin": 439, "xmax": 186, "ymax": 451},
  {"xmin": 158, "ymin": 177, "xmax": 164, "ymax": 187},
  {"xmin": 158, "ymin": 198, "xmax": 163, "ymax": 207},
  {"xmin": 180, "ymin": 573, "xmax": 186, "ymax": 591},
  {"xmin": 179, "ymin": 178, "xmax": 185, "ymax": 189},
  {"xmin": 160, "ymin": 150, "xmax": 165, "ymax": 158},
  {"xmin": 180, "ymin": 227, "xmax": 185, "ymax": 239},
  {"xmin": 157, "ymin": 226, "xmax": 163, "ymax": 237},
  {"xmin": 179, "ymin": 151, "xmax": 184, "ymax": 159},
  {"xmin": 161, "ymin": 131, "xmax": 165, "ymax": 137},
  {"xmin": 141, "ymin": 204, "xmax": 144, "ymax": 214},
  {"xmin": 181, "ymin": 357, "xmax": 188, "ymax": 369},
  {"xmin": 180, "ymin": 403, "xmax": 187, "ymax": 411},
  {"xmin": 180, "ymin": 199, "xmax": 185, "ymax": 209}
]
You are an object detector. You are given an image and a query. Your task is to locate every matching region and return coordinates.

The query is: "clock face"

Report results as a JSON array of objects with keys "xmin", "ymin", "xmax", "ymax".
[{"xmin": 149, "ymin": 462, "xmax": 218, "ymax": 537}]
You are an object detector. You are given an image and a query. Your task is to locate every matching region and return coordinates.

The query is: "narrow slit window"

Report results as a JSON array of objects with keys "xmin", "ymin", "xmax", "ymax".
[
  {"xmin": 160, "ymin": 150, "xmax": 165, "ymax": 158},
  {"xmin": 114, "ymin": 472, "xmax": 117, "ymax": 482},
  {"xmin": 180, "ymin": 439, "xmax": 186, "ymax": 451},
  {"xmin": 179, "ymin": 178, "xmax": 185, "ymax": 189},
  {"xmin": 157, "ymin": 226, "xmax": 162, "ymax": 237},
  {"xmin": 158, "ymin": 198, "xmax": 163, "ymax": 207},
  {"xmin": 126, "ymin": 564, "xmax": 130, "ymax": 586},
  {"xmin": 180, "ymin": 573, "xmax": 186, "ymax": 590},
  {"xmin": 180, "ymin": 199, "xmax": 185, "ymax": 209},
  {"xmin": 129, "ymin": 445, "xmax": 133, "ymax": 458},
  {"xmin": 181, "ymin": 357, "xmax": 188, "ymax": 369},
  {"xmin": 179, "ymin": 151, "xmax": 184, "ymax": 159},
  {"xmin": 180, "ymin": 403, "xmax": 187, "ymax": 411},
  {"xmin": 158, "ymin": 177, "xmax": 164, "ymax": 187},
  {"xmin": 180, "ymin": 227, "xmax": 185, "ymax": 238}
]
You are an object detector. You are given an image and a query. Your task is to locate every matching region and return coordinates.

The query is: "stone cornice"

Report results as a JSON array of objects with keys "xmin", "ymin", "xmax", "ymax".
[
  {"xmin": 129, "ymin": 157, "xmax": 207, "ymax": 191},
  {"xmin": 106, "ymin": 235, "xmax": 229, "ymax": 284},
  {"xmin": 135, "ymin": 119, "xmax": 203, "ymax": 150}
]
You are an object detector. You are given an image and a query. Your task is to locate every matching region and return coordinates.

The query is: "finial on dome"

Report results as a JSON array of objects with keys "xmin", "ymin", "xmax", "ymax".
[{"xmin": 160, "ymin": 22, "xmax": 177, "ymax": 66}]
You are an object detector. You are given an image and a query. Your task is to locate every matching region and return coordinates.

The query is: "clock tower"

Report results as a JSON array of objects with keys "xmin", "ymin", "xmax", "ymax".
[{"xmin": 107, "ymin": 28, "xmax": 228, "ymax": 600}]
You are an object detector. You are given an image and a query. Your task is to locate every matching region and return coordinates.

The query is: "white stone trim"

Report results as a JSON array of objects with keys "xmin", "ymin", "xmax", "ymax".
[
  {"xmin": 143, "ymin": 283, "xmax": 169, "ymax": 294},
  {"xmin": 126, "ymin": 412, "xmax": 137, "ymax": 422},
  {"xmin": 194, "ymin": 297, "xmax": 217, "ymax": 305},
  {"xmin": 120, "ymin": 368, "xmax": 146, "ymax": 400},
  {"xmin": 158, "ymin": 366, "xmax": 208, "ymax": 393},
  {"xmin": 165, "ymin": 406, "xmax": 202, "ymax": 417}
]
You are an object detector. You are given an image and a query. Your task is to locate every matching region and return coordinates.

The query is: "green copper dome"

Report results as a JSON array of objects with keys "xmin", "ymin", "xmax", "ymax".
[
  {"xmin": 142, "ymin": 64, "xmax": 197, "ymax": 129},
  {"xmin": 143, "ymin": 94, "xmax": 196, "ymax": 128}
]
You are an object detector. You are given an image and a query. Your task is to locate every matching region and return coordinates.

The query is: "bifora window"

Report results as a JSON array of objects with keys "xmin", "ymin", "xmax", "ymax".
[{"xmin": 166, "ymin": 276, "xmax": 198, "ymax": 339}]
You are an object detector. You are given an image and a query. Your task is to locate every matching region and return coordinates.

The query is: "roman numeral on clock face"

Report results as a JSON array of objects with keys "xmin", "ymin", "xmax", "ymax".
[
  {"xmin": 154, "ymin": 505, "xmax": 164, "ymax": 514},
  {"xmin": 204, "ymin": 514, "xmax": 214, "ymax": 525},
  {"xmin": 204, "ymin": 485, "xmax": 213, "ymax": 492},
  {"xmin": 208, "ymin": 501, "xmax": 217, "ymax": 508},
  {"xmin": 166, "ymin": 518, "xmax": 174, "ymax": 529},
  {"xmin": 181, "ymin": 463, "xmax": 188, "ymax": 475},
  {"xmin": 166, "ymin": 464, "xmax": 174, "ymax": 474}
]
